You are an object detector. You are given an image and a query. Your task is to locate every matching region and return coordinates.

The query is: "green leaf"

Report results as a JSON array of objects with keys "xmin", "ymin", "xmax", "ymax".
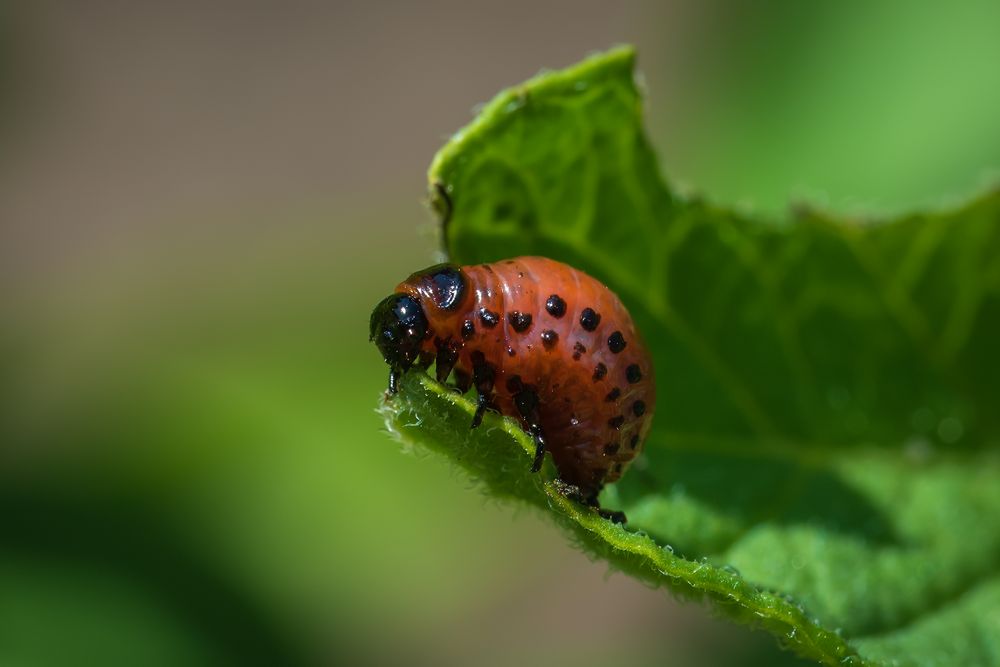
[{"xmin": 382, "ymin": 47, "xmax": 1000, "ymax": 666}]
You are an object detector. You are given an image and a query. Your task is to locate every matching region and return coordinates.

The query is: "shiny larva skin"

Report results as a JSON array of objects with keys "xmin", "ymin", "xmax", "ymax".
[{"xmin": 390, "ymin": 256, "xmax": 654, "ymax": 500}]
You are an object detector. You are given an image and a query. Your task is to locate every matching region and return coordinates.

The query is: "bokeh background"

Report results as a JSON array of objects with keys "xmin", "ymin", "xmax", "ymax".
[{"xmin": 3, "ymin": 2, "xmax": 1000, "ymax": 665}]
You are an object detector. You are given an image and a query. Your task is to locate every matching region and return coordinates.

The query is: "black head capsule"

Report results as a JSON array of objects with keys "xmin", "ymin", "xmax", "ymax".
[{"xmin": 369, "ymin": 293, "xmax": 429, "ymax": 393}]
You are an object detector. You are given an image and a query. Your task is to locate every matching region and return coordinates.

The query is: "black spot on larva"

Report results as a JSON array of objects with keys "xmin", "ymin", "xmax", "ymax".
[
  {"xmin": 507, "ymin": 346, "xmax": 516, "ymax": 357},
  {"xmin": 593, "ymin": 362, "xmax": 607, "ymax": 381},
  {"xmin": 406, "ymin": 264, "xmax": 466, "ymax": 311},
  {"xmin": 461, "ymin": 320, "xmax": 475, "ymax": 340},
  {"xmin": 632, "ymin": 400, "xmax": 646, "ymax": 417},
  {"xmin": 545, "ymin": 294, "xmax": 566, "ymax": 318},
  {"xmin": 479, "ymin": 308, "xmax": 499, "ymax": 328},
  {"xmin": 518, "ymin": 271, "xmax": 524, "ymax": 278},
  {"xmin": 572, "ymin": 342, "xmax": 586, "ymax": 360},
  {"xmin": 626, "ymin": 364, "xmax": 642, "ymax": 384},
  {"xmin": 630, "ymin": 434, "xmax": 639, "ymax": 449},
  {"xmin": 608, "ymin": 415, "xmax": 625, "ymax": 430},
  {"xmin": 608, "ymin": 331, "xmax": 626, "ymax": 353},
  {"xmin": 508, "ymin": 311, "xmax": 532, "ymax": 332},
  {"xmin": 482, "ymin": 264, "xmax": 494, "ymax": 273},
  {"xmin": 605, "ymin": 387, "xmax": 621, "ymax": 402},
  {"xmin": 603, "ymin": 442, "xmax": 620, "ymax": 455},
  {"xmin": 613, "ymin": 463, "xmax": 623, "ymax": 474},
  {"xmin": 505, "ymin": 374, "xmax": 523, "ymax": 393},
  {"xmin": 580, "ymin": 308, "xmax": 601, "ymax": 331},
  {"xmin": 541, "ymin": 329, "xmax": 558, "ymax": 348}
]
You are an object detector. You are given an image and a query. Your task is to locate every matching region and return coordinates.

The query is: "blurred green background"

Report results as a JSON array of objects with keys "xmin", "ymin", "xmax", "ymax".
[{"xmin": 2, "ymin": 2, "xmax": 999, "ymax": 665}]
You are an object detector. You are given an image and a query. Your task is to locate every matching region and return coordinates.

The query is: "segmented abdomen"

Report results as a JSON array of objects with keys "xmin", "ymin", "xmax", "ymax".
[{"xmin": 402, "ymin": 256, "xmax": 654, "ymax": 497}]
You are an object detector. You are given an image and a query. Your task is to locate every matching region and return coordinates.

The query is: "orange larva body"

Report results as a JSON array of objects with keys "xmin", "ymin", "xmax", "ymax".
[{"xmin": 394, "ymin": 256, "xmax": 654, "ymax": 499}]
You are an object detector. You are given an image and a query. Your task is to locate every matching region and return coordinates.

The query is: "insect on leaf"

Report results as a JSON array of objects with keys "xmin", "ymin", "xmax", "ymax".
[{"xmin": 381, "ymin": 46, "xmax": 1000, "ymax": 666}]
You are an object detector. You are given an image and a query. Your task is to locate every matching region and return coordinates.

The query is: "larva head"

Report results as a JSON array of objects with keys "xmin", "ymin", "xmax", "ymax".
[
  {"xmin": 369, "ymin": 293, "xmax": 428, "ymax": 393},
  {"xmin": 371, "ymin": 264, "xmax": 468, "ymax": 393}
]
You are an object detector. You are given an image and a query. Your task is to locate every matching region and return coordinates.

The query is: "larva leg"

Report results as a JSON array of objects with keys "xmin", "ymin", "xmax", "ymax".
[
  {"xmin": 387, "ymin": 367, "xmax": 402, "ymax": 394},
  {"xmin": 452, "ymin": 368, "xmax": 472, "ymax": 394},
  {"xmin": 553, "ymin": 479, "xmax": 585, "ymax": 502},
  {"xmin": 470, "ymin": 351, "xmax": 495, "ymax": 429},
  {"xmin": 511, "ymin": 385, "xmax": 548, "ymax": 473},
  {"xmin": 529, "ymin": 429, "xmax": 547, "ymax": 473},
  {"xmin": 434, "ymin": 340, "xmax": 458, "ymax": 383},
  {"xmin": 553, "ymin": 480, "xmax": 627, "ymax": 525},
  {"xmin": 472, "ymin": 391, "xmax": 491, "ymax": 428},
  {"xmin": 597, "ymin": 508, "xmax": 627, "ymax": 524}
]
